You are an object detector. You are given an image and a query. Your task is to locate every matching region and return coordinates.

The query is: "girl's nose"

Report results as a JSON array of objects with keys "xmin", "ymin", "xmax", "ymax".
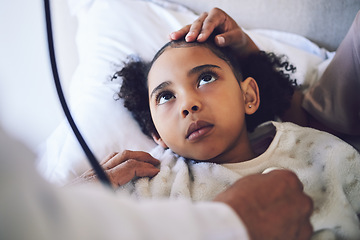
[
  {"xmin": 182, "ymin": 105, "xmax": 199, "ymax": 117},
  {"xmin": 181, "ymin": 93, "xmax": 201, "ymax": 118}
]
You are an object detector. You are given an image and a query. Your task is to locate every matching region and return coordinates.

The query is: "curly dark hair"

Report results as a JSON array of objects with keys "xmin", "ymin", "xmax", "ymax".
[
  {"xmin": 114, "ymin": 36, "xmax": 297, "ymax": 139},
  {"xmin": 239, "ymin": 51, "xmax": 297, "ymax": 131}
]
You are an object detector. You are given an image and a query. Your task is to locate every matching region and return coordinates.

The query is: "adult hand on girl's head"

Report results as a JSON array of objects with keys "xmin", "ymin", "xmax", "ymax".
[
  {"xmin": 214, "ymin": 170, "xmax": 313, "ymax": 240},
  {"xmin": 70, "ymin": 150, "xmax": 160, "ymax": 188},
  {"xmin": 169, "ymin": 8, "xmax": 259, "ymax": 57}
]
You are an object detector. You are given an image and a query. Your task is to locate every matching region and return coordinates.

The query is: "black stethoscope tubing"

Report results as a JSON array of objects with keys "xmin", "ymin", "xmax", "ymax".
[{"xmin": 43, "ymin": 0, "xmax": 111, "ymax": 188}]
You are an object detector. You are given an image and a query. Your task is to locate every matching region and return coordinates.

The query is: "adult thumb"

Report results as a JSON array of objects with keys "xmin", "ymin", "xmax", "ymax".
[{"xmin": 215, "ymin": 29, "xmax": 246, "ymax": 48}]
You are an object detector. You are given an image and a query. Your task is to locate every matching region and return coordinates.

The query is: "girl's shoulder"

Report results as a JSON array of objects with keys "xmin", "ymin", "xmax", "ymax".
[{"xmin": 272, "ymin": 121, "xmax": 358, "ymax": 156}]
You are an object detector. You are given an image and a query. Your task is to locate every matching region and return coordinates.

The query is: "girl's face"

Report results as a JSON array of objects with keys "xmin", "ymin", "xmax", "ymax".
[{"xmin": 148, "ymin": 45, "xmax": 258, "ymax": 163}]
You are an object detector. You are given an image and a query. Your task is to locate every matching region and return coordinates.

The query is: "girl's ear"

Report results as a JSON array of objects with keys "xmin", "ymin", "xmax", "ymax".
[
  {"xmin": 240, "ymin": 77, "xmax": 260, "ymax": 115},
  {"xmin": 152, "ymin": 134, "xmax": 168, "ymax": 148}
]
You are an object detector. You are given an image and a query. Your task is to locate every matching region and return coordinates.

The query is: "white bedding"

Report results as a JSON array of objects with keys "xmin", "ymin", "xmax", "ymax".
[{"xmin": 37, "ymin": 0, "xmax": 334, "ymax": 185}]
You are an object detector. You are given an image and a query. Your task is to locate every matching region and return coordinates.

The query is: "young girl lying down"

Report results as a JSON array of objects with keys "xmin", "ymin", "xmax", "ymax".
[{"xmin": 73, "ymin": 31, "xmax": 360, "ymax": 240}]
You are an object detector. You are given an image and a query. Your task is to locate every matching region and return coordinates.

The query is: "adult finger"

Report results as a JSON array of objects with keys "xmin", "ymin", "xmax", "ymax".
[
  {"xmin": 297, "ymin": 194, "xmax": 314, "ymax": 240},
  {"xmin": 214, "ymin": 28, "xmax": 246, "ymax": 47},
  {"xmin": 296, "ymin": 218, "xmax": 313, "ymax": 240},
  {"xmin": 196, "ymin": 8, "xmax": 228, "ymax": 42},
  {"xmin": 265, "ymin": 170, "xmax": 313, "ymax": 240},
  {"xmin": 170, "ymin": 13, "xmax": 208, "ymax": 42},
  {"xmin": 185, "ymin": 12, "xmax": 208, "ymax": 42},
  {"xmin": 123, "ymin": 160, "xmax": 160, "ymax": 178},
  {"xmin": 108, "ymin": 159, "xmax": 160, "ymax": 186},
  {"xmin": 279, "ymin": 186, "xmax": 313, "ymax": 240},
  {"xmin": 77, "ymin": 152, "xmax": 118, "ymax": 182},
  {"xmin": 78, "ymin": 152, "xmax": 119, "ymax": 177},
  {"xmin": 100, "ymin": 152, "xmax": 119, "ymax": 165},
  {"xmin": 121, "ymin": 150, "xmax": 160, "ymax": 165},
  {"xmin": 103, "ymin": 150, "xmax": 160, "ymax": 170},
  {"xmin": 169, "ymin": 24, "xmax": 191, "ymax": 41}
]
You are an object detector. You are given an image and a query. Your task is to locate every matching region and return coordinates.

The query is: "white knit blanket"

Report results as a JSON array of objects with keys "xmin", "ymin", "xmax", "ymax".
[
  {"xmin": 120, "ymin": 145, "xmax": 241, "ymax": 201},
  {"xmin": 119, "ymin": 122, "xmax": 360, "ymax": 240}
]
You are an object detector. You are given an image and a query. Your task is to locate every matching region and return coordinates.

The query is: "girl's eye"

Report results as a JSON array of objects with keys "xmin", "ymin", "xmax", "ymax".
[
  {"xmin": 157, "ymin": 92, "xmax": 175, "ymax": 105},
  {"xmin": 198, "ymin": 72, "xmax": 218, "ymax": 86}
]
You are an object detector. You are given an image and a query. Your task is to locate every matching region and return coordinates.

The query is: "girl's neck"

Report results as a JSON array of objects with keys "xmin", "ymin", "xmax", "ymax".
[{"xmin": 207, "ymin": 133, "xmax": 256, "ymax": 164}]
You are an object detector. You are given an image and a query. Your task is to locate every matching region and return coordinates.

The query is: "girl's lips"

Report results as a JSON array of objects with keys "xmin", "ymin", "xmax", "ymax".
[{"xmin": 186, "ymin": 120, "xmax": 214, "ymax": 141}]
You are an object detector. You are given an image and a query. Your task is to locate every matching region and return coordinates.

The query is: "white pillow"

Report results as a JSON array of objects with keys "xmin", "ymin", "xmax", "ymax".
[{"xmin": 37, "ymin": 0, "xmax": 331, "ymax": 185}]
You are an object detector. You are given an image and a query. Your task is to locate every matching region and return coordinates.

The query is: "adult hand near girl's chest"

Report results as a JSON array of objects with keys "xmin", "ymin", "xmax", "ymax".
[{"xmin": 69, "ymin": 150, "xmax": 160, "ymax": 188}]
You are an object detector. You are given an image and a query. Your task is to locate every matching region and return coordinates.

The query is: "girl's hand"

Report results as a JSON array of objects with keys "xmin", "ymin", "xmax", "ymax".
[
  {"xmin": 71, "ymin": 150, "xmax": 160, "ymax": 188},
  {"xmin": 170, "ymin": 8, "xmax": 259, "ymax": 57}
]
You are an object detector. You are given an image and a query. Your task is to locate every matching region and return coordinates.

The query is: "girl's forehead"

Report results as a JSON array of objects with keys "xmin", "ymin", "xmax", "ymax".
[
  {"xmin": 151, "ymin": 45, "xmax": 224, "ymax": 70},
  {"xmin": 165, "ymin": 44, "xmax": 214, "ymax": 55},
  {"xmin": 147, "ymin": 46, "xmax": 221, "ymax": 88},
  {"xmin": 149, "ymin": 46, "xmax": 225, "ymax": 84},
  {"xmin": 147, "ymin": 45, "xmax": 240, "ymax": 91}
]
